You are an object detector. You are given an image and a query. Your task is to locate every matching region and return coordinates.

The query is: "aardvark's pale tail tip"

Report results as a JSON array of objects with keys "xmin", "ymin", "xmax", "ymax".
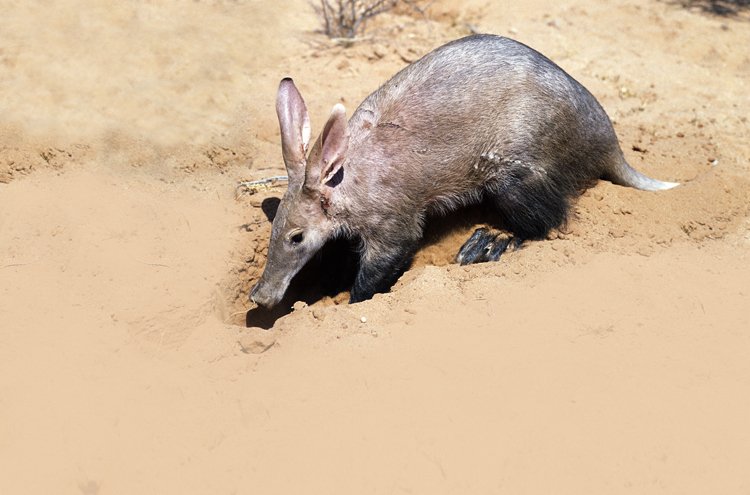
[{"xmin": 659, "ymin": 181, "xmax": 680, "ymax": 190}]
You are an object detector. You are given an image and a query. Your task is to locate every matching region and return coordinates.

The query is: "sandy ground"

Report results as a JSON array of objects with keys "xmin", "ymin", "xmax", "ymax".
[{"xmin": 1, "ymin": 1, "xmax": 750, "ymax": 493}]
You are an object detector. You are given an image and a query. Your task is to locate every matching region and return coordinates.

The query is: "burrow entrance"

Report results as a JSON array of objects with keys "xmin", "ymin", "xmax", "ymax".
[{"xmin": 223, "ymin": 190, "xmax": 512, "ymax": 329}]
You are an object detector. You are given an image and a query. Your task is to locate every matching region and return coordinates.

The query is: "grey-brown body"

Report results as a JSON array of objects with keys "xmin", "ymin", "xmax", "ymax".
[{"xmin": 250, "ymin": 34, "xmax": 676, "ymax": 308}]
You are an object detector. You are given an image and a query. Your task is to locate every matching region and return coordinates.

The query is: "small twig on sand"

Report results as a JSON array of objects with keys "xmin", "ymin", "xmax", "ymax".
[
  {"xmin": 235, "ymin": 176, "xmax": 289, "ymax": 197},
  {"xmin": 136, "ymin": 261, "xmax": 171, "ymax": 268},
  {"xmin": 0, "ymin": 261, "xmax": 35, "ymax": 270},
  {"xmin": 230, "ymin": 308, "xmax": 253, "ymax": 319}
]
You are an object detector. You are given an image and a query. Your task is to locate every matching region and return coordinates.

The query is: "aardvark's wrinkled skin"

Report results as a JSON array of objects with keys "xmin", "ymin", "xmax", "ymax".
[{"xmin": 250, "ymin": 34, "xmax": 677, "ymax": 308}]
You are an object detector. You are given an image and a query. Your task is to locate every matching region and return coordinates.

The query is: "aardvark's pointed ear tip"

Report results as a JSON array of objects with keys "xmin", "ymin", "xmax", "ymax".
[
  {"xmin": 277, "ymin": 78, "xmax": 302, "ymax": 100},
  {"xmin": 331, "ymin": 103, "xmax": 346, "ymax": 117}
]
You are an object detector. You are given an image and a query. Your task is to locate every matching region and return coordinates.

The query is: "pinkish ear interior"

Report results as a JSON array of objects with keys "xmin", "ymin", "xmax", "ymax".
[
  {"xmin": 320, "ymin": 104, "xmax": 349, "ymax": 184},
  {"xmin": 276, "ymin": 78, "xmax": 311, "ymax": 183}
]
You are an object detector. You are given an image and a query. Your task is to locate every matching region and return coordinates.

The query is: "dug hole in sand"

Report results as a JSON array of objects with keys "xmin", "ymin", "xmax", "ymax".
[{"xmin": 1, "ymin": 1, "xmax": 750, "ymax": 493}]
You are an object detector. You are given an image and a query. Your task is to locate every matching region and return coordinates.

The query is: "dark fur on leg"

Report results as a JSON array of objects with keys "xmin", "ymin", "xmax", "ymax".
[
  {"xmin": 349, "ymin": 242, "xmax": 418, "ymax": 303},
  {"xmin": 487, "ymin": 163, "xmax": 591, "ymax": 240}
]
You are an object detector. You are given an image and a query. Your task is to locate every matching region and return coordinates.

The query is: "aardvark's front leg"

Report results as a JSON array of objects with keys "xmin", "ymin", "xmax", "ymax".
[{"xmin": 349, "ymin": 238, "xmax": 418, "ymax": 304}]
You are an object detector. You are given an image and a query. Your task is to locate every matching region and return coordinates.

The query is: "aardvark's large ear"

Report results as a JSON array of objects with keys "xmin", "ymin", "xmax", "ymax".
[
  {"xmin": 318, "ymin": 103, "xmax": 349, "ymax": 185},
  {"xmin": 276, "ymin": 78, "xmax": 311, "ymax": 184}
]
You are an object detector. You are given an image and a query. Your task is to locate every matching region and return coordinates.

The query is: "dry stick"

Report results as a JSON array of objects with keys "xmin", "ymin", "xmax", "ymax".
[
  {"xmin": 229, "ymin": 308, "xmax": 253, "ymax": 319},
  {"xmin": 236, "ymin": 175, "xmax": 289, "ymax": 197},
  {"xmin": 317, "ymin": 0, "xmax": 399, "ymax": 38},
  {"xmin": 404, "ymin": 0, "xmax": 434, "ymax": 15},
  {"xmin": 321, "ymin": 0, "xmax": 331, "ymax": 36},
  {"xmin": 0, "ymin": 261, "xmax": 36, "ymax": 269},
  {"xmin": 353, "ymin": 0, "xmax": 395, "ymax": 37},
  {"xmin": 136, "ymin": 261, "xmax": 171, "ymax": 268}
]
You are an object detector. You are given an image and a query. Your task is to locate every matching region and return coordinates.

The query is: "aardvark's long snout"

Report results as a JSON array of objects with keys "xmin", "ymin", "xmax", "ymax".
[{"xmin": 249, "ymin": 279, "xmax": 284, "ymax": 309}]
